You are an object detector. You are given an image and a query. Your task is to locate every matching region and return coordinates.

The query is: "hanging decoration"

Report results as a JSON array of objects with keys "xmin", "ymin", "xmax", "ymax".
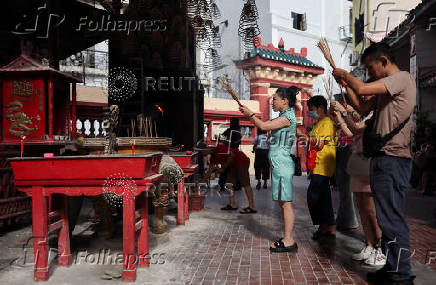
[
  {"xmin": 203, "ymin": 47, "xmax": 222, "ymax": 71},
  {"xmin": 183, "ymin": 0, "xmax": 223, "ymax": 70},
  {"xmin": 238, "ymin": 0, "xmax": 261, "ymax": 52}
]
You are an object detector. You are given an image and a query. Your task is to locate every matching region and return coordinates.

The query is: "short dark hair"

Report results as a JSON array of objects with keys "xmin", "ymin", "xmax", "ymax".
[
  {"xmin": 307, "ymin": 95, "xmax": 327, "ymax": 113},
  {"xmin": 361, "ymin": 43, "xmax": 396, "ymax": 64},
  {"xmin": 276, "ymin": 86, "xmax": 299, "ymax": 107}
]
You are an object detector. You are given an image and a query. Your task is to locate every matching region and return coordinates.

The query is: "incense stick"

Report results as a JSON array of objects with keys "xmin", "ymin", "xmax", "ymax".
[
  {"xmin": 148, "ymin": 117, "xmax": 152, "ymax": 138},
  {"xmin": 322, "ymin": 76, "xmax": 333, "ymax": 103},
  {"xmin": 317, "ymin": 38, "xmax": 336, "ymax": 69},
  {"xmin": 219, "ymin": 77, "xmax": 242, "ymax": 107}
]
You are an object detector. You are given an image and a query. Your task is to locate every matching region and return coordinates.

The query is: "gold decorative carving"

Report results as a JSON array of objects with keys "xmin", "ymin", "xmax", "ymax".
[
  {"xmin": 13, "ymin": 81, "xmax": 33, "ymax": 98},
  {"xmin": 4, "ymin": 100, "xmax": 40, "ymax": 137}
]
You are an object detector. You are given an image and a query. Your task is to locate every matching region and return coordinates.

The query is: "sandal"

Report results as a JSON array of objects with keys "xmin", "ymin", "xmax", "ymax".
[
  {"xmin": 221, "ymin": 204, "xmax": 238, "ymax": 210},
  {"xmin": 269, "ymin": 240, "xmax": 298, "ymax": 253},
  {"xmin": 239, "ymin": 207, "xmax": 257, "ymax": 214}
]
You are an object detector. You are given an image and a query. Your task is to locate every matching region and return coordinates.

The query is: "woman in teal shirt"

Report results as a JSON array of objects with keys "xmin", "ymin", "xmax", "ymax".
[{"xmin": 240, "ymin": 86, "xmax": 299, "ymax": 253}]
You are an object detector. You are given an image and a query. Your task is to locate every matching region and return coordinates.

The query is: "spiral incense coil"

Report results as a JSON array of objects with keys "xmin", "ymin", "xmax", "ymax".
[
  {"xmin": 203, "ymin": 48, "xmax": 222, "ymax": 70},
  {"xmin": 211, "ymin": 26, "xmax": 222, "ymax": 48},
  {"xmin": 190, "ymin": 15, "xmax": 204, "ymax": 30},
  {"xmin": 238, "ymin": 0, "xmax": 261, "ymax": 51},
  {"xmin": 241, "ymin": 26, "xmax": 261, "ymax": 51},
  {"xmin": 195, "ymin": 27, "xmax": 212, "ymax": 49},
  {"xmin": 197, "ymin": 0, "xmax": 212, "ymax": 19},
  {"xmin": 210, "ymin": 0, "xmax": 221, "ymax": 19}
]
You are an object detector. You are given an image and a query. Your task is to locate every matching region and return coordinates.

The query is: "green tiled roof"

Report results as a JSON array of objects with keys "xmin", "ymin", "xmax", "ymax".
[{"xmin": 249, "ymin": 47, "xmax": 323, "ymax": 69}]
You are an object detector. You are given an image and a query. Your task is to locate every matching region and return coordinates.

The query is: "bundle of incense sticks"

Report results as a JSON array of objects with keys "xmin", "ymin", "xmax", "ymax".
[
  {"xmin": 317, "ymin": 38, "xmax": 336, "ymax": 69},
  {"xmin": 131, "ymin": 119, "xmax": 136, "ymax": 137},
  {"xmin": 128, "ymin": 115, "xmax": 159, "ymax": 138},
  {"xmin": 219, "ymin": 77, "xmax": 242, "ymax": 107},
  {"xmin": 137, "ymin": 114, "xmax": 144, "ymax": 137},
  {"xmin": 318, "ymin": 37, "xmax": 348, "ymax": 101},
  {"xmin": 323, "ymin": 76, "xmax": 333, "ymax": 103}
]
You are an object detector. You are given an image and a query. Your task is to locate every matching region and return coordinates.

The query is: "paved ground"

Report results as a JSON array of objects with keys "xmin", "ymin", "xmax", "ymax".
[{"xmin": 0, "ymin": 175, "xmax": 435, "ymax": 285}]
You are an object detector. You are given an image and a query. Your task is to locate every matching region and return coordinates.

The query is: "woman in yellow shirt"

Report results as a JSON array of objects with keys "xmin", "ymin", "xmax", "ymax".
[{"xmin": 306, "ymin": 96, "xmax": 337, "ymax": 240}]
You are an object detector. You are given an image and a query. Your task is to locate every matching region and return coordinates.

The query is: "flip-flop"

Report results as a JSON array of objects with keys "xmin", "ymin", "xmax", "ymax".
[
  {"xmin": 221, "ymin": 204, "xmax": 238, "ymax": 210},
  {"xmin": 239, "ymin": 207, "xmax": 257, "ymax": 214},
  {"xmin": 269, "ymin": 240, "xmax": 298, "ymax": 253}
]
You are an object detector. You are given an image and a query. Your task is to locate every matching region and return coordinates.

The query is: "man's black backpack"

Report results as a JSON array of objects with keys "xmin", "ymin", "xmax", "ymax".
[{"xmin": 362, "ymin": 111, "xmax": 411, "ymax": 158}]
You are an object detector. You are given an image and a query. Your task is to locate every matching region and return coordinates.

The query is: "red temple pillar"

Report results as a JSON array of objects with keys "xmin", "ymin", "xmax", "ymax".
[{"xmin": 250, "ymin": 81, "xmax": 270, "ymax": 121}]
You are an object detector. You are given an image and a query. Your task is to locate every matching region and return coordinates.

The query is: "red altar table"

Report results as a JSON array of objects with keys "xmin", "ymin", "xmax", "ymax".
[
  {"xmin": 169, "ymin": 152, "xmax": 198, "ymax": 225},
  {"xmin": 8, "ymin": 153, "xmax": 163, "ymax": 282}
]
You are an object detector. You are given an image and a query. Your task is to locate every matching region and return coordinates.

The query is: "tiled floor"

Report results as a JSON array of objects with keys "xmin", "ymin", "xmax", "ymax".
[
  {"xmin": 161, "ymin": 176, "xmax": 436, "ymax": 284},
  {"xmin": 0, "ymin": 175, "xmax": 434, "ymax": 284}
]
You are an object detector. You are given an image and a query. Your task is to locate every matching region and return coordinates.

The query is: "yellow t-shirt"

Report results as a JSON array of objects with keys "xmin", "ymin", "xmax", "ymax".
[{"xmin": 309, "ymin": 117, "xmax": 337, "ymax": 177}]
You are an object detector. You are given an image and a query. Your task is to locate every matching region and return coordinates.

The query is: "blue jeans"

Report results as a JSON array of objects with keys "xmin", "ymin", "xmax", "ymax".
[
  {"xmin": 370, "ymin": 155, "xmax": 413, "ymax": 281},
  {"xmin": 307, "ymin": 174, "xmax": 335, "ymax": 226}
]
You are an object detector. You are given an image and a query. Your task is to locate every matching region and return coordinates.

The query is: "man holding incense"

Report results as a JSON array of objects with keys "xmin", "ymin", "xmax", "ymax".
[
  {"xmin": 195, "ymin": 142, "xmax": 257, "ymax": 214},
  {"xmin": 333, "ymin": 43, "xmax": 416, "ymax": 285}
]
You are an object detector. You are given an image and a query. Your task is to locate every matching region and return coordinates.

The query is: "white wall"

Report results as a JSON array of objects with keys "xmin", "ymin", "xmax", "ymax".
[
  {"xmin": 204, "ymin": 0, "xmax": 353, "ymax": 101},
  {"xmin": 202, "ymin": 0, "xmax": 273, "ymax": 100},
  {"xmin": 270, "ymin": 0, "xmax": 353, "ymax": 98}
]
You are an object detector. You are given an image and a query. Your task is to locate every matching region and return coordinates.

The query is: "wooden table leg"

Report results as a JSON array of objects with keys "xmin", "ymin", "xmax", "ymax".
[
  {"xmin": 177, "ymin": 180, "xmax": 185, "ymax": 225},
  {"xmin": 123, "ymin": 194, "xmax": 136, "ymax": 282},
  {"xmin": 138, "ymin": 193, "xmax": 149, "ymax": 267},
  {"xmin": 184, "ymin": 188, "xmax": 189, "ymax": 220},
  {"xmin": 32, "ymin": 187, "xmax": 49, "ymax": 281},
  {"xmin": 58, "ymin": 195, "xmax": 71, "ymax": 266}
]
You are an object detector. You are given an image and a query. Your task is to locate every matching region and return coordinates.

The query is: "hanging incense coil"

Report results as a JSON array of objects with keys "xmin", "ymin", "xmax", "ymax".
[
  {"xmin": 241, "ymin": 26, "xmax": 261, "ymax": 51},
  {"xmin": 238, "ymin": 0, "xmax": 259, "ymax": 33},
  {"xmin": 210, "ymin": 0, "xmax": 221, "ymax": 19},
  {"xmin": 185, "ymin": 0, "xmax": 199, "ymax": 18},
  {"xmin": 211, "ymin": 26, "xmax": 222, "ymax": 48},
  {"xmin": 243, "ymin": 0, "xmax": 259, "ymax": 18},
  {"xmin": 195, "ymin": 27, "xmax": 212, "ymax": 49},
  {"xmin": 238, "ymin": 0, "xmax": 261, "ymax": 51},
  {"xmin": 203, "ymin": 48, "xmax": 222, "ymax": 70},
  {"xmin": 190, "ymin": 15, "xmax": 204, "ymax": 31},
  {"xmin": 198, "ymin": 0, "xmax": 212, "ymax": 20}
]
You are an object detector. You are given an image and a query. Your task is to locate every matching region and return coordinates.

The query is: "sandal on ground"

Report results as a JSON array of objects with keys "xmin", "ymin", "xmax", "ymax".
[
  {"xmin": 221, "ymin": 204, "xmax": 238, "ymax": 210},
  {"xmin": 269, "ymin": 240, "xmax": 298, "ymax": 253},
  {"xmin": 239, "ymin": 207, "xmax": 257, "ymax": 214}
]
